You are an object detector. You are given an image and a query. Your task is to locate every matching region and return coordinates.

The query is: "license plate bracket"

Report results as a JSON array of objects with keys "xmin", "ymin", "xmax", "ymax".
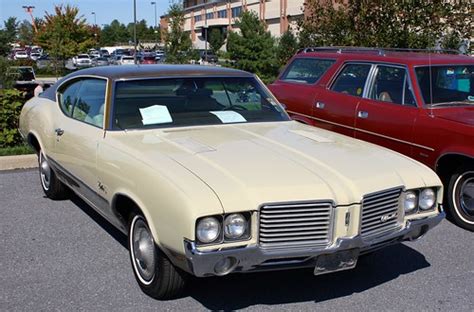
[{"xmin": 314, "ymin": 249, "xmax": 359, "ymax": 275}]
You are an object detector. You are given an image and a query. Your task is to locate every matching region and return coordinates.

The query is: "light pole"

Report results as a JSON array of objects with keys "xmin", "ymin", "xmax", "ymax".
[
  {"xmin": 151, "ymin": 1, "xmax": 158, "ymax": 47},
  {"xmin": 133, "ymin": 0, "xmax": 137, "ymax": 64},
  {"xmin": 91, "ymin": 12, "xmax": 96, "ymax": 26}
]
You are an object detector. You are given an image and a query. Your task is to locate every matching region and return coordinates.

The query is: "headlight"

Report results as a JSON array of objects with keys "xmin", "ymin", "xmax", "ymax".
[
  {"xmin": 196, "ymin": 217, "xmax": 220, "ymax": 243},
  {"xmin": 224, "ymin": 214, "xmax": 247, "ymax": 239},
  {"xmin": 419, "ymin": 188, "xmax": 436, "ymax": 210},
  {"xmin": 404, "ymin": 191, "xmax": 418, "ymax": 214}
]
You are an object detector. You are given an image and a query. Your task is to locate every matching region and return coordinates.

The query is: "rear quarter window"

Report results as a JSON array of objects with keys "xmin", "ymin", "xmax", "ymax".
[{"xmin": 281, "ymin": 58, "xmax": 335, "ymax": 84}]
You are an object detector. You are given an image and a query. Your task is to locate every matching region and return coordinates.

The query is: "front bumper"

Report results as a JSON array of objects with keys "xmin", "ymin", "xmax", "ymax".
[{"xmin": 182, "ymin": 212, "xmax": 444, "ymax": 277}]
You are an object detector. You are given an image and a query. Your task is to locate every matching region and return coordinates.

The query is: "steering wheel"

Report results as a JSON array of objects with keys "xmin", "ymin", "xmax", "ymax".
[{"xmin": 223, "ymin": 105, "xmax": 248, "ymax": 111}]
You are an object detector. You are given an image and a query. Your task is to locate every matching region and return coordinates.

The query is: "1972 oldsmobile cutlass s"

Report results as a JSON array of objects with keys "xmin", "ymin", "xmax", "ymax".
[{"xmin": 19, "ymin": 65, "xmax": 444, "ymax": 299}]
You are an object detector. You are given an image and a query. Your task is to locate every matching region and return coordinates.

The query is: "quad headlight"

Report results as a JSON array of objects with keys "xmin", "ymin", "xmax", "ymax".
[
  {"xmin": 404, "ymin": 191, "xmax": 418, "ymax": 214},
  {"xmin": 196, "ymin": 217, "xmax": 220, "ymax": 243},
  {"xmin": 419, "ymin": 188, "xmax": 436, "ymax": 211},
  {"xmin": 224, "ymin": 214, "xmax": 247, "ymax": 239}
]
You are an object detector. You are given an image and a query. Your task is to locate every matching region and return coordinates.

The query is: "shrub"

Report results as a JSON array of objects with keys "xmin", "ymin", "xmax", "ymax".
[{"xmin": 0, "ymin": 89, "xmax": 26, "ymax": 148}]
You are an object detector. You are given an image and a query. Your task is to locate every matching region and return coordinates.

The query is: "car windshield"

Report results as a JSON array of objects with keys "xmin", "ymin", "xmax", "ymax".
[
  {"xmin": 415, "ymin": 65, "xmax": 474, "ymax": 106},
  {"xmin": 113, "ymin": 77, "xmax": 289, "ymax": 130},
  {"xmin": 78, "ymin": 55, "xmax": 89, "ymax": 58}
]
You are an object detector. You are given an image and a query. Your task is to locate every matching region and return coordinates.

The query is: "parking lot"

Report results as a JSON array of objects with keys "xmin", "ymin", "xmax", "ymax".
[{"xmin": 1, "ymin": 169, "xmax": 473, "ymax": 311}]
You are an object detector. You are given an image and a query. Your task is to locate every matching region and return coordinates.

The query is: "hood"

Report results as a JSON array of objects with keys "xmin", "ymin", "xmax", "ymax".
[
  {"xmin": 431, "ymin": 106, "xmax": 474, "ymax": 126},
  {"xmin": 113, "ymin": 121, "xmax": 440, "ymax": 213}
]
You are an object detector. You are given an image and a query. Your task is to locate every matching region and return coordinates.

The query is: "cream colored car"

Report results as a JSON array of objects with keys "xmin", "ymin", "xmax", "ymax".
[{"xmin": 19, "ymin": 65, "xmax": 445, "ymax": 300}]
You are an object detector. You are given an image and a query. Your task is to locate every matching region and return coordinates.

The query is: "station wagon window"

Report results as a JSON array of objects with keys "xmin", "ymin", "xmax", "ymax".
[
  {"xmin": 58, "ymin": 80, "xmax": 82, "ymax": 116},
  {"xmin": 112, "ymin": 77, "xmax": 289, "ymax": 130},
  {"xmin": 281, "ymin": 58, "xmax": 335, "ymax": 84},
  {"xmin": 369, "ymin": 65, "xmax": 416, "ymax": 106},
  {"xmin": 71, "ymin": 78, "xmax": 107, "ymax": 128},
  {"xmin": 330, "ymin": 63, "xmax": 371, "ymax": 97}
]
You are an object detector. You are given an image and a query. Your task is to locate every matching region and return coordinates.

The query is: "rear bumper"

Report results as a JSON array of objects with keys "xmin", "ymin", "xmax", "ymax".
[{"xmin": 181, "ymin": 211, "xmax": 444, "ymax": 277}]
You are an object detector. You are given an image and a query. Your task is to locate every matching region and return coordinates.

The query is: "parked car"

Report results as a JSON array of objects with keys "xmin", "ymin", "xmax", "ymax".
[
  {"xmin": 7, "ymin": 66, "xmax": 37, "ymax": 99},
  {"xmin": 269, "ymin": 47, "xmax": 474, "ymax": 231},
  {"xmin": 14, "ymin": 50, "xmax": 29, "ymax": 60},
  {"xmin": 36, "ymin": 55, "xmax": 52, "ymax": 69},
  {"xmin": 19, "ymin": 65, "xmax": 444, "ymax": 299},
  {"xmin": 29, "ymin": 52, "xmax": 41, "ymax": 61},
  {"xmin": 198, "ymin": 49, "xmax": 218, "ymax": 64},
  {"xmin": 140, "ymin": 55, "xmax": 156, "ymax": 65},
  {"xmin": 92, "ymin": 57, "xmax": 109, "ymax": 67},
  {"xmin": 117, "ymin": 55, "xmax": 135, "ymax": 65},
  {"xmin": 73, "ymin": 54, "xmax": 92, "ymax": 67}
]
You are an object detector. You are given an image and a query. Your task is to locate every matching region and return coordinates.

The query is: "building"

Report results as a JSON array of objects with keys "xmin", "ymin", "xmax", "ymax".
[{"xmin": 161, "ymin": 0, "xmax": 305, "ymax": 50}]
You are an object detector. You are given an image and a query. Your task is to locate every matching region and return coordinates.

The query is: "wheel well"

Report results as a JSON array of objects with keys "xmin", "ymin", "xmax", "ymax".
[
  {"xmin": 112, "ymin": 194, "xmax": 142, "ymax": 228},
  {"xmin": 27, "ymin": 133, "xmax": 40, "ymax": 154},
  {"xmin": 436, "ymin": 154, "xmax": 473, "ymax": 184}
]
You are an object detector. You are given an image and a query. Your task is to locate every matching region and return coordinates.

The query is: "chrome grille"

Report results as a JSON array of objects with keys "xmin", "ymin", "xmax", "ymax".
[
  {"xmin": 259, "ymin": 202, "xmax": 332, "ymax": 249},
  {"xmin": 361, "ymin": 187, "xmax": 402, "ymax": 240}
]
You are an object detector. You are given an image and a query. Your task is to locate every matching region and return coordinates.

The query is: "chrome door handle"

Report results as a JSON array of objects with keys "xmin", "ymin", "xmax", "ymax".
[
  {"xmin": 315, "ymin": 101, "xmax": 325, "ymax": 109},
  {"xmin": 357, "ymin": 111, "xmax": 369, "ymax": 119},
  {"xmin": 55, "ymin": 128, "xmax": 64, "ymax": 136}
]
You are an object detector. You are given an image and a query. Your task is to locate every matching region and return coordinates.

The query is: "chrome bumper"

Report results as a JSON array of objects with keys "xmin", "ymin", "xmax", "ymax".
[{"xmin": 182, "ymin": 212, "xmax": 445, "ymax": 277}]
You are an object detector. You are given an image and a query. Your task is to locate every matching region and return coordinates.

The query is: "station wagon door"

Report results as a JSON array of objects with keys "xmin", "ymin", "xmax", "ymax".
[
  {"xmin": 53, "ymin": 78, "xmax": 107, "ymax": 203},
  {"xmin": 355, "ymin": 64, "xmax": 418, "ymax": 155}
]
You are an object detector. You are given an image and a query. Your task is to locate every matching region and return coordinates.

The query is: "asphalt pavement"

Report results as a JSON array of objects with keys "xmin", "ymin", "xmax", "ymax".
[{"xmin": 1, "ymin": 169, "xmax": 473, "ymax": 311}]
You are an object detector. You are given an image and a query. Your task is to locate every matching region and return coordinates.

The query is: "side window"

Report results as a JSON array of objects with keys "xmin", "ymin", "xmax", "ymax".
[
  {"xmin": 58, "ymin": 80, "xmax": 82, "ymax": 116},
  {"xmin": 330, "ymin": 64, "xmax": 371, "ymax": 97},
  {"xmin": 369, "ymin": 65, "xmax": 416, "ymax": 106},
  {"xmin": 71, "ymin": 79, "xmax": 107, "ymax": 127},
  {"xmin": 281, "ymin": 58, "xmax": 335, "ymax": 84}
]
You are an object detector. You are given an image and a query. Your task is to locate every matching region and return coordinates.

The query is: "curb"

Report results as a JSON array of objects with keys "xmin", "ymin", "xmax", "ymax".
[{"xmin": 0, "ymin": 154, "xmax": 38, "ymax": 171}]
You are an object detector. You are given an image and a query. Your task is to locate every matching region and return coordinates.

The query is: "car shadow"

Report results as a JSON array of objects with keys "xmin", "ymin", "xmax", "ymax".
[
  {"xmin": 67, "ymin": 193, "xmax": 430, "ymax": 309},
  {"xmin": 187, "ymin": 243, "xmax": 429, "ymax": 310},
  {"xmin": 69, "ymin": 193, "xmax": 128, "ymax": 248}
]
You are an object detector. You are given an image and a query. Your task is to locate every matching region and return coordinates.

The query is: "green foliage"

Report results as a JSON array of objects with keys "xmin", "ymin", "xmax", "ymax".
[
  {"xmin": 36, "ymin": 5, "xmax": 96, "ymax": 63},
  {"xmin": 164, "ymin": 3, "xmax": 194, "ymax": 64},
  {"xmin": 276, "ymin": 30, "xmax": 298, "ymax": 67},
  {"xmin": 18, "ymin": 20, "xmax": 34, "ymax": 46},
  {"xmin": 0, "ymin": 17, "xmax": 19, "ymax": 56},
  {"xmin": 0, "ymin": 89, "xmax": 25, "ymax": 148},
  {"xmin": 300, "ymin": 0, "xmax": 473, "ymax": 52},
  {"xmin": 208, "ymin": 28, "xmax": 225, "ymax": 54},
  {"xmin": 0, "ymin": 144, "xmax": 34, "ymax": 156},
  {"xmin": 226, "ymin": 11, "xmax": 278, "ymax": 83},
  {"xmin": 0, "ymin": 57, "xmax": 15, "ymax": 89},
  {"xmin": 100, "ymin": 20, "xmax": 130, "ymax": 46}
]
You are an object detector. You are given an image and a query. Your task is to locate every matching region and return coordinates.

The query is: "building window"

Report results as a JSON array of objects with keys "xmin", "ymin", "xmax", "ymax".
[
  {"xmin": 231, "ymin": 6, "xmax": 242, "ymax": 18},
  {"xmin": 206, "ymin": 12, "xmax": 214, "ymax": 20},
  {"xmin": 194, "ymin": 15, "xmax": 202, "ymax": 22},
  {"xmin": 217, "ymin": 9, "xmax": 227, "ymax": 19}
]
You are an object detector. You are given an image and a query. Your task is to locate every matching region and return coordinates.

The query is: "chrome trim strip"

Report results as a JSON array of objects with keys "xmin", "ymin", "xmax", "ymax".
[{"xmin": 286, "ymin": 110, "xmax": 435, "ymax": 151}]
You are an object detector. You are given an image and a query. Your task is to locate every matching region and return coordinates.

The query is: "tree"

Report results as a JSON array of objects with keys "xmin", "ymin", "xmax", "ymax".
[
  {"xmin": 17, "ymin": 20, "xmax": 34, "ymax": 46},
  {"xmin": 100, "ymin": 20, "xmax": 129, "ymax": 46},
  {"xmin": 276, "ymin": 30, "xmax": 298, "ymax": 67},
  {"xmin": 0, "ymin": 17, "xmax": 19, "ymax": 56},
  {"xmin": 127, "ymin": 19, "xmax": 157, "ymax": 43},
  {"xmin": 300, "ymin": 0, "xmax": 473, "ymax": 52},
  {"xmin": 226, "ymin": 11, "xmax": 278, "ymax": 83},
  {"xmin": 164, "ymin": 3, "xmax": 194, "ymax": 64},
  {"xmin": 36, "ymin": 4, "xmax": 96, "ymax": 64},
  {"xmin": 208, "ymin": 28, "xmax": 225, "ymax": 54}
]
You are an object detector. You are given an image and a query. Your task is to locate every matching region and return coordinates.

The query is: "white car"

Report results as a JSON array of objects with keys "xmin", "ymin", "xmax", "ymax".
[
  {"xmin": 14, "ymin": 50, "xmax": 29, "ymax": 60},
  {"xmin": 118, "ymin": 55, "xmax": 135, "ymax": 65},
  {"xmin": 30, "ymin": 53, "xmax": 41, "ymax": 61},
  {"xmin": 73, "ymin": 54, "xmax": 92, "ymax": 67}
]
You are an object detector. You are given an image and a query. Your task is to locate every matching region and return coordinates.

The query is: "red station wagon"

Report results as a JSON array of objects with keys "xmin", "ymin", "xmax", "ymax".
[{"xmin": 269, "ymin": 47, "xmax": 474, "ymax": 231}]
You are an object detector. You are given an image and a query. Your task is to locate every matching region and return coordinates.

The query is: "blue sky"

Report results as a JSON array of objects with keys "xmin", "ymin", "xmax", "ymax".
[{"xmin": 0, "ymin": 0, "xmax": 170, "ymax": 27}]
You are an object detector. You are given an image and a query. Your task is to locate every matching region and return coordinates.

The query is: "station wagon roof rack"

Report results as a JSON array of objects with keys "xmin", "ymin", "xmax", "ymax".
[{"xmin": 297, "ymin": 46, "xmax": 461, "ymax": 56}]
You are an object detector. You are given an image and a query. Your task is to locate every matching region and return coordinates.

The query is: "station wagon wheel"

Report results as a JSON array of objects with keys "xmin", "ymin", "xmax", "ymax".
[
  {"xmin": 446, "ymin": 165, "xmax": 474, "ymax": 231},
  {"xmin": 38, "ymin": 151, "xmax": 68, "ymax": 200},
  {"xmin": 128, "ymin": 214, "xmax": 187, "ymax": 299}
]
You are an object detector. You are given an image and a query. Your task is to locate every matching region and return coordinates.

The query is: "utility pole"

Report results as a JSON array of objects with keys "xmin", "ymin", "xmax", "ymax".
[
  {"xmin": 22, "ymin": 5, "xmax": 37, "ymax": 33},
  {"xmin": 91, "ymin": 12, "xmax": 97, "ymax": 26},
  {"xmin": 151, "ymin": 1, "xmax": 158, "ymax": 47},
  {"xmin": 133, "ymin": 0, "xmax": 137, "ymax": 64}
]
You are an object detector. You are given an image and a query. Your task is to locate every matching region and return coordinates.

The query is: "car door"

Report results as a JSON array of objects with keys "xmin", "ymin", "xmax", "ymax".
[
  {"xmin": 313, "ymin": 63, "xmax": 373, "ymax": 137},
  {"xmin": 53, "ymin": 77, "xmax": 108, "ymax": 211},
  {"xmin": 355, "ymin": 64, "xmax": 418, "ymax": 156},
  {"xmin": 269, "ymin": 57, "xmax": 336, "ymax": 124}
]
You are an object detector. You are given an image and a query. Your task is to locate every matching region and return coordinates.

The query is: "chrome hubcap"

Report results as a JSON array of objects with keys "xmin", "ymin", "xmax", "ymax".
[
  {"xmin": 131, "ymin": 217, "xmax": 156, "ymax": 284},
  {"xmin": 460, "ymin": 177, "xmax": 474, "ymax": 216},
  {"xmin": 39, "ymin": 153, "xmax": 51, "ymax": 191}
]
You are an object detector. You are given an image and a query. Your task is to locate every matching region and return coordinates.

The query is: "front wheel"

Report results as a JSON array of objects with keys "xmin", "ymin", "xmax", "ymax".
[
  {"xmin": 39, "ymin": 151, "xmax": 68, "ymax": 200},
  {"xmin": 128, "ymin": 214, "xmax": 187, "ymax": 300},
  {"xmin": 446, "ymin": 165, "xmax": 474, "ymax": 231}
]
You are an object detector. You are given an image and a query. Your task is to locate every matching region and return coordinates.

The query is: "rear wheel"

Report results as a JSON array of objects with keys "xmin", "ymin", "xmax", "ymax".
[
  {"xmin": 39, "ymin": 151, "xmax": 68, "ymax": 199},
  {"xmin": 446, "ymin": 165, "xmax": 474, "ymax": 231},
  {"xmin": 128, "ymin": 214, "xmax": 187, "ymax": 299}
]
